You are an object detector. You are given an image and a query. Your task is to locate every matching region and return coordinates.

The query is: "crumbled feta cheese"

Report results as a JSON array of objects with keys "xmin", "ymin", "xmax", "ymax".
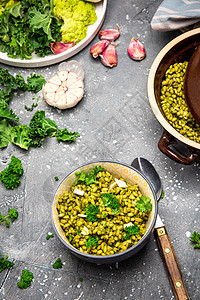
[
  {"xmin": 109, "ymin": 182, "xmax": 117, "ymax": 190},
  {"xmin": 73, "ymin": 188, "xmax": 84, "ymax": 196},
  {"xmin": 115, "ymin": 178, "xmax": 128, "ymax": 188},
  {"xmin": 81, "ymin": 226, "xmax": 89, "ymax": 235},
  {"xmin": 78, "ymin": 214, "xmax": 86, "ymax": 218}
]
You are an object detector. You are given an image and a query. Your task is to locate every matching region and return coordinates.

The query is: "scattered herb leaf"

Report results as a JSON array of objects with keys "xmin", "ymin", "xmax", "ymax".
[
  {"xmin": 52, "ymin": 258, "xmax": 63, "ymax": 269},
  {"xmin": 46, "ymin": 234, "xmax": 54, "ymax": 240},
  {"xmin": 17, "ymin": 270, "xmax": 34, "ymax": 289},
  {"xmin": 25, "ymin": 103, "xmax": 38, "ymax": 111},
  {"xmin": 79, "ymin": 277, "xmax": 83, "ymax": 282},
  {"xmin": 0, "ymin": 208, "xmax": 18, "ymax": 227},
  {"xmin": 190, "ymin": 231, "xmax": 200, "ymax": 249},
  {"xmin": 54, "ymin": 176, "xmax": 59, "ymax": 181},
  {"xmin": 160, "ymin": 190, "xmax": 165, "ymax": 199},
  {"xmin": 0, "ymin": 255, "xmax": 14, "ymax": 273}
]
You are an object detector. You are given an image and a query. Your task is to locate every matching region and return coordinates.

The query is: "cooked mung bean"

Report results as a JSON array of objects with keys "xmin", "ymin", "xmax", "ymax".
[
  {"xmin": 160, "ymin": 61, "xmax": 200, "ymax": 143},
  {"xmin": 57, "ymin": 168, "xmax": 152, "ymax": 256}
]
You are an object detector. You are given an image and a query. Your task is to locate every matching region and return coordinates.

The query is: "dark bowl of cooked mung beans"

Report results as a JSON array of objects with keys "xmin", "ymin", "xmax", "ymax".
[
  {"xmin": 51, "ymin": 161, "xmax": 158, "ymax": 264},
  {"xmin": 148, "ymin": 28, "xmax": 200, "ymax": 165}
]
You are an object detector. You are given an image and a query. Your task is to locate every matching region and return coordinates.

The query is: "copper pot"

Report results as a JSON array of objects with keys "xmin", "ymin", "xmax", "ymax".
[{"xmin": 148, "ymin": 28, "xmax": 200, "ymax": 165}]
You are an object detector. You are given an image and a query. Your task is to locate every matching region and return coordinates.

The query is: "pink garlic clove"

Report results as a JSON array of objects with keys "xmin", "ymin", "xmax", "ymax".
[
  {"xmin": 127, "ymin": 37, "xmax": 146, "ymax": 61},
  {"xmin": 90, "ymin": 40, "xmax": 110, "ymax": 58},
  {"xmin": 99, "ymin": 24, "xmax": 120, "ymax": 41},
  {"xmin": 100, "ymin": 44, "xmax": 118, "ymax": 68},
  {"xmin": 50, "ymin": 41, "xmax": 76, "ymax": 54}
]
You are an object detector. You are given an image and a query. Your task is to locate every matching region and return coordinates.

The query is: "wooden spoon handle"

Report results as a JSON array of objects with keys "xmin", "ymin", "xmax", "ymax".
[{"xmin": 155, "ymin": 226, "xmax": 189, "ymax": 300}]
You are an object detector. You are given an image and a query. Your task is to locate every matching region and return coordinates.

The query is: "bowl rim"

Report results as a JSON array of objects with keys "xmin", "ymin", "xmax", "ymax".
[
  {"xmin": 148, "ymin": 28, "xmax": 200, "ymax": 150},
  {"xmin": 51, "ymin": 159, "xmax": 158, "ymax": 261}
]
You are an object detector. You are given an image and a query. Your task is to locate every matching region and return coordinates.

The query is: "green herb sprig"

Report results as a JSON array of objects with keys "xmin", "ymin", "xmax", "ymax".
[
  {"xmin": 86, "ymin": 236, "xmax": 99, "ymax": 248},
  {"xmin": 0, "ymin": 255, "xmax": 14, "ymax": 273},
  {"xmin": 17, "ymin": 270, "xmax": 34, "ymax": 289},
  {"xmin": 136, "ymin": 196, "xmax": 152, "ymax": 213},
  {"xmin": 124, "ymin": 225, "xmax": 140, "ymax": 240},
  {"xmin": 46, "ymin": 234, "xmax": 54, "ymax": 240},
  {"xmin": 0, "ymin": 208, "xmax": 18, "ymax": 227},
  {"xmin": 85, "ymin": 204, "xmax": 99, "ymax": 222},
  {"xmin": 101, "ymin": 193, "xmax": 120, "ymax": 215},
  {"xmin": 74, "ymin": 166, "xmax": 104, "ymax": 186},
  {"xmin": 52, "ymin": 258, "xmax": 63, "ymax": 269},
  {"xmin": 190, "ymin": 232, "xmax": 200, "ymax": 249}
]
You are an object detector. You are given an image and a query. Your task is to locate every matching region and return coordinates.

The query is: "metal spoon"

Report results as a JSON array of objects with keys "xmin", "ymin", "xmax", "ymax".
[{"xmin": 131, "ymin": 157, "xmax": 189, "ymax": 300}]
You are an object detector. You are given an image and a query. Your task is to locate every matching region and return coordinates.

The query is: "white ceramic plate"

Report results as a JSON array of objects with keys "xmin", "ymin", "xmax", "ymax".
[{"xmin": 0, "ymin": 0, "xmax": 107, "ymax": 68}]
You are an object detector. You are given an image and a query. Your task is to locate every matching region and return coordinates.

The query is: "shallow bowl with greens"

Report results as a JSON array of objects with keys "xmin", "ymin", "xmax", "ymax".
[{"xmin": 51, "ymin": 161, "xmax": 157, "ymax": 264}]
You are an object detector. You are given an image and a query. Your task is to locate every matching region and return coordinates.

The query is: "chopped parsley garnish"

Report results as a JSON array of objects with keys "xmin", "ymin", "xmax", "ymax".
[
  {"xmin": 101, "ymin": 193, "xmax": 120, "ymax": 215},
  {"xmin": 46, "ymin": 234, "xmax": 54, "ymax": 240},
  {"xmin": 17, "ymin": 270, "xmax": 34, "ymax": 289},
  {"xmin": 136, "ymin": 196, "xmax": 152, "ymax": 213},
  {"xmin": 190, "ymin": 232, "xmax": 200, "ymax": 249},
  {"xmin": 52, "ymin": 258, "xmax": 63, "ymax": 269},
  {"xmin": 124, "ymin": 225, "xmax": 140, "ymax": 240},
  {"xmin": 25, "ymin": 103, "xmax": 38, "ymax": 111},
  {"xmin": 0, "ymin": 255, "xmax": 14, "ymax": 273},
  {"xmin": 79, "ymin": 277, "xmax": 83, "ymax": 282},
  {"xmin": 85, "ymin": 204, "xmax": 99, "ymax": 222},
  {"xmin": 54, "ymin": 176, "xmax": 59, "ymax": 181},
  {"xmin": 0, "ymin": 208, "xmax": 18, "ymax": 227},
  {"xmin": 86, "ymin": 236, "xmax": 99, "ymax": 248},
  {"xmin": 73, "ymin": 166, "xmax": 104, "ymax": 186}
]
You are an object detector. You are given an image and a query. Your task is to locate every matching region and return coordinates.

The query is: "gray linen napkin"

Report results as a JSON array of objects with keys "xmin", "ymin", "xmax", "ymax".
[{"xmin": 151, "ymin": 0, "xmax": 200, "ymax": 31}]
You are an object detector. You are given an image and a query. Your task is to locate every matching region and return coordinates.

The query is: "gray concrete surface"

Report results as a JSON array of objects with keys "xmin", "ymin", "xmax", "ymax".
[{"xmin": 0, "ymin": 0, "xmax": 199, "ymax": 299}]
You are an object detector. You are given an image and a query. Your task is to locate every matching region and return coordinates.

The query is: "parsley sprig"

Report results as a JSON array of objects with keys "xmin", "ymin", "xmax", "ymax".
[
  {"xmin": 124, "ymin": 225, "xmax": 140, "ymax": 240},
  {"xmin": 190, "ymin": 232, "xmax": 200, "ymax": 249},
  {"xmin": 86, "ymin": 236, "xmax": 99, "ymax": 248},
  {"xmin": 17, "ymin": 270, "xmax": 34, "ymax": 289},
  {"xmin": 74, "ymin": 166, "xmax": 104, "ymax": 186},
  {"xmin": 101, "ymin": 193, "xmax": 120, "ymax": 215},
  {"xmin": 85, "ymin": 204, "xmax": 99, "ymax": 222},
  {"xmin": 136, "ymin": 196, "xmax": 152, "ymax": 213},
  {"xmin": 0, "ymin": 208, "xmax": 18, "ymax": 227},
  {"xmin": 52, "ymin": 258, "xmax": 63, "ymax": 269}
]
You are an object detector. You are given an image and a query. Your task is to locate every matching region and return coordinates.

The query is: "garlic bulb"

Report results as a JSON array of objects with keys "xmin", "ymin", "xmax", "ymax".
[{"xmin": 42, "ymin": 70, "xmax": 84, "ymax": 109}]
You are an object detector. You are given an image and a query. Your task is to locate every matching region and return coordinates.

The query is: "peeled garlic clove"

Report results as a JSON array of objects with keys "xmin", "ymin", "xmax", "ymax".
[
  {"xmin": 127, "ymin": 37, "xmax": 146, "ymax": 61},
  {"xmin": 42, "ymin": 70, "xmax": 84, "ymax": 109},
  {"xmin": 100, "ymin": 44, "xmax": 118, "ymax": 68},
  {"xmin": 50, "ymin": 41, "xmax": 76, "ymax": 54},
  {"xmin": 58, "ymin": 60, "xmax": 84, "ymax": 80},
  {"xmin": 99, "ymin": 24, "xmax": 120, "ymax": 41},
  {"xmin": 90, "ymin": 40, "xmax": 110, "ymax": 58}
]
